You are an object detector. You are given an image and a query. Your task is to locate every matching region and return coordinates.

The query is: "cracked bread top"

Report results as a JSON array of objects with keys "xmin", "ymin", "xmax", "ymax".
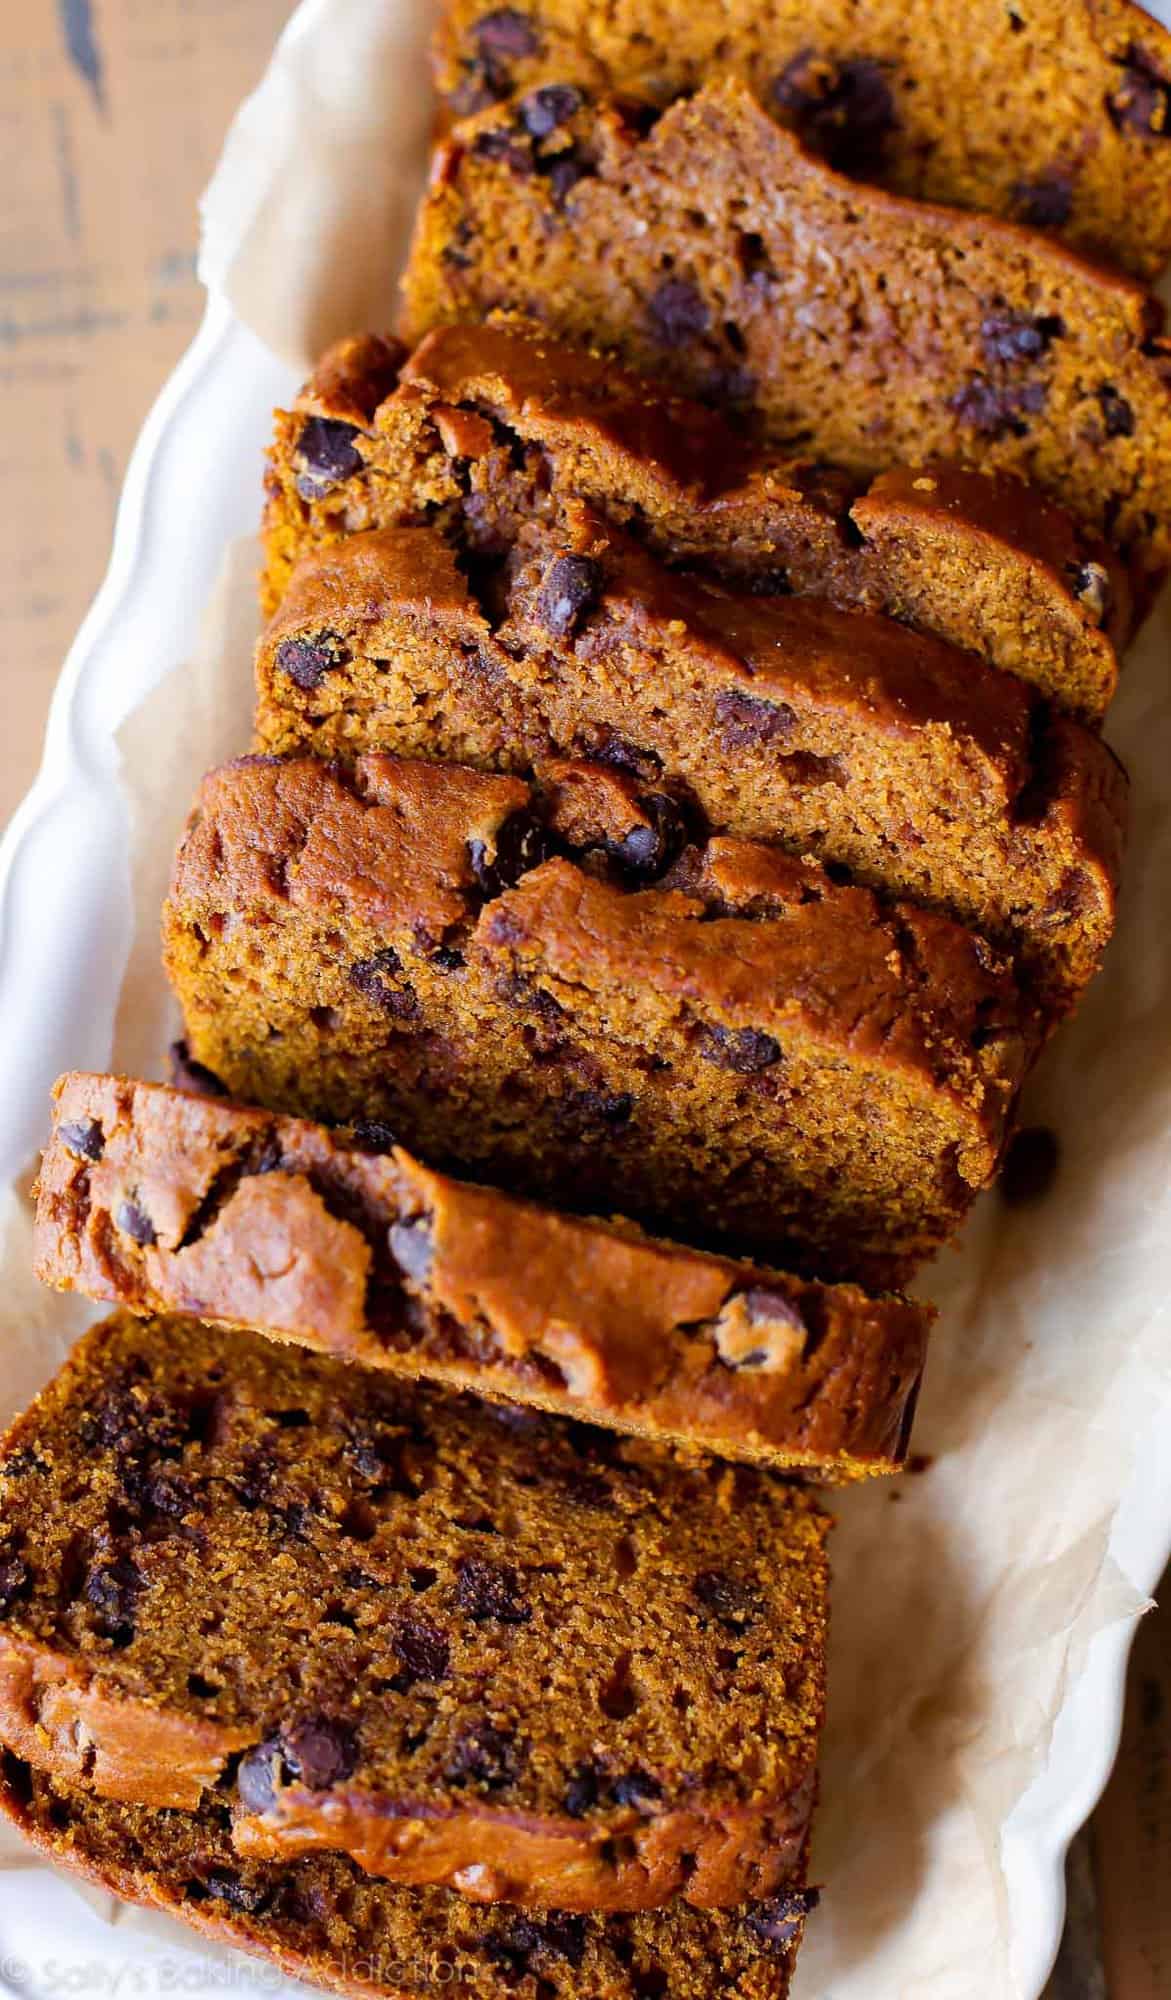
[
  {"xmin": 262, "ymin": 319, "xmax": 1126, "ymax": 719},
  {"xmin": 35, "ymin": 1073, "xmax": 930, "ymax": 1478}
]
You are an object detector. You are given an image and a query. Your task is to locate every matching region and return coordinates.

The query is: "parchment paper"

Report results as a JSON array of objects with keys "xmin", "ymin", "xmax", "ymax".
[{"xmin": 2, "ymin": 1, "xmax": 1170, "ymax": 1994}]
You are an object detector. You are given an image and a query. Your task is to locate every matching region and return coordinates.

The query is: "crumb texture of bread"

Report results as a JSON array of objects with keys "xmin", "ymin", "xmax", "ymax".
[
  {"xmin": 0, "ymin": 1312, "xmax": 830, "ymax": 1912},
  {"xmin": 401, "ymin": 83, "xmax": 1171, "ymax": 609}
]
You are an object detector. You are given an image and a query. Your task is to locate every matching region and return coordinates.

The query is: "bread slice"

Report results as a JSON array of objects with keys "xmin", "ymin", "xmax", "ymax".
[
  {"xmin": 430, "ymin": 0, "xmax": 1171, "ymax": 281},
  {"xmin": 401, "ymin": 81, "xmax": 1171, "ymax": 610},
  {"xmin": 161, "ymin": 751, "xmax": 1042, "ymax": 1287},
  {"xmin": 261, "ymin": 319, "xmax": 1126, "ymax": 720},
  {"xmin": 0, "ymin": 1310, "xmax": 828, "ymax": 1914},
  {"xmin": 35, "ymin": 1072, "xmax": 929, "ymax": 1477},
  {"xmin": 252, "ymin": 513, "xmax": 1127, "ymax": 1017},
  {"xmin": 0, "ymin": 1765, "xmax": 813, "ymax": 1999}
]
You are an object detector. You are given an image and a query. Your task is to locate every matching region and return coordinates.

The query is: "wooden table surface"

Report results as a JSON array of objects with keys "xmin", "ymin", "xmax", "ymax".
[{"xmin": 1, "ymin": 5, "xmax": 1168, "ymax": 1994}]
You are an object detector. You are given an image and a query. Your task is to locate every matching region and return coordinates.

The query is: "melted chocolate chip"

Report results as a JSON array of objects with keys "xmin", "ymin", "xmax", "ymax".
[
  {"xmin": 84, "ymin": 1552, "xmax": 143, "ymax": 1643},
  {"xmin": 693, "ymin": 1568, "xmax": 761, "ymax": 1629},
  {"xmin": 647, "ymin": 277, "xmax": 710, "ymax": 348},
  {"xmin": 205, "ymin": 1871, "xmax": 271, "ymax": 1916},
  {"xmin": 116, "ymin": 1199, "xmax": 157, "ymax": 1247},
  {"xmin": 772, "ymin": 51, "xmax": 896, "ymax": 176},
  {"xmin": 294, "ymin": 417, "xmax": 364, "ymax": 499},
  {"xmin": 1097, "ymin": 384, "xmax": 1136, "ymax": 437},
  {"xmin": 471, "ymin": 128, "xmax": 534, "ymax": 176},
  {"xmin": 699, "ymin": 1025, "xmax": 782, "ymax": 1074},
  {"xmin": 537, "ymin": 552, "xmax": 603, "ymax": 637},
  {"xmin": 980, "ymin": 310, "xmax": 1064, "ymax": 366},
  {"xmin": 473, "ymin": 7, "xmax": 539, "ymax": 57},
  {"xmin": 348, "ymin": 949, "xmax": 418, "ymax": 1019},
  {"xmin": 1012, "ymin": 169, "xmax": 1074, "ymax": 229},
  {"xmin": 275, "ymin": 633, "xmax": 351, "ymax": 692},
  {"xmin": 281, "ymin": 1713, "xmax": 359, "ymax": 1791},
  {"xmin": 468, "ymin": 809, "xmax": 547, "ymax": 894},
  {"xmin": 348, "ymin": 1116, "xmax": 398, "ymax": 1153},
  {"xmin": 949, "ymin": 376, "xmax": 1047, "ymax": 438},
  {"xmin": 58, "ymin": 1118, "xmax": 104, "ymax": 1162},
  {"xmin": 564, "ymin": 1761, "xmax": 601, "ymax": 1815},
  {"xmin": 393, "ymin": 1613, "xmax": 451, "ymax": 1687},
  {"xmin": 389, "ymin": 1216, "xmax": 435, "ymax": 1286},
  {"xmin": 236, "ymin": 1740, "xmax": 280, "ymax": 1815},
  {"xmin": 610, "ymin": 1769, "xmax": 663, "ymax": 1810},
  {"xmin": 169, "ymin": 1040, "xmax": 229, "ymax": 1099},
  {"xmin": 999, "ymin": 1125, "xmax": 1060, "ymax": 1205},
  {"xmin": 742, "ymin": 1286, "xmax": 806, "ymax": 1332},
  {"xmin": 609, "ymin": 793, "xmax": 686, "ymax": 880},
  {"xmin": 745, "ymin": 1887, "xmax": 819, "ymax": 1948},
  {"xmin": 715, "ymin": 689, "xmax": 797, "ymax": 748},
  {"xmin": 1068, "ymin": 560, "xmax": 1113, "ymax": 624},
  {"xmin": 1108, "ymin": 50, "xmax": 1171, "ymax": 136},
  {"xmin": 542, "ymin": 149, "xmax": 594, "ymax": 207},
  {"xmin": 520, "ymin": 84, "xmax": 581, "ymax": 137},
  {"xmin": 485, "ymin": 1914, "xmax": 587, "ymax": 1972},
  {"xmin": 455, "ymin": 1555, "xmax": 532, "ymax": 1624},
  {"xmin": 445, "ymin": 1718, "xmax": 522, "ymax": 1790}
]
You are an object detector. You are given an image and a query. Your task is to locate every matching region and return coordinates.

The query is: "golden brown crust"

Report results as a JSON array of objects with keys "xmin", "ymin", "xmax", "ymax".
[
  {"xmin": 252, "ymin": 510, "xmax": 1127, "ymax": 1013},
  {"xmin": 430, "ymin": 0, "xmax": 1171, "ymax": 281},
  {"xmin": 35, "ymin": 1072, "xmax": 930, "ymax": 1476},
  {"xmin": 0, "ymin": 1312, "xmax": 829, "ymax": 1913},
  {"xmin": 162, "ymin": 751, "xmax": 1041, "ymax": 1284},
  {"xmin": 262, "ymin": 319, "xmax": 1126, "ymax": 718},
  {"xmin": 400, "ymin": 84, "xmax": 1171, "ymax": 609}
]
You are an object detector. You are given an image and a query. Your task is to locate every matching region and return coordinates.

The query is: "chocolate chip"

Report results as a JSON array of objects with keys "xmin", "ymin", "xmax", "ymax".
[
  {"xmin": 714, "ymin": 689, "xmax": 797, "ymax": 748},
  {"xmin": 745, "ymin": 1888, "xmax": 819, "ymax": 1948},
  {"xmin": 143, "ymin": 1470, "xmax": 195, "ymax": 1519},
  {"xmin": 348, "ymin": 949, "xmax": 418, "ymax": 1018},
  {"xmin": 468, "ymin": 809, "xmax": 547, "ymax": 894},
  {"xmin": 1012, "ymin": 170, "xmax": 1074, "ymax": 229},
  {"xmin": 1068, "ymin": 560, "xmax": 1113, "ymax": 624},
  {"xmin": 281, "ymin": 1713, "xmax": 358, "ymax": 1791},
  {"xmin": 455, "ymin": 1555, "xmax": 532, "ymax": 1624},
  {"xmin": 393, "ymin": 1613, "xmax": 451, "ymax": 1687},
  {"xmin": 542, "ymin": 149, "xmax": 594, "ymax": 207},
  {"xmin": 1097, "ymin": 384, "xmax": 1136, "ymax": 438},
  {"xmin": 473, "ymin": 8, "xmax": 539, "ymax": 57},
  {"xmin": 693, "ymin": 1568, "xmax": 761, "ymax": 1629},
  {"xmin": 116, "ymin": 1199, "xmax": 156, "ymax": 1247},
  {"xmin": 558, "ymin": 1088, "xmax": 634, "ymax": 1134},
  {"xmin": 485, "ymin": 1914, "xmax": 586, "ymax": 1972},
  {"xmin": 745, "ymin": 1287, "xmax": 806, "ymax": 1331},
  {"xmin": 236, "ymin": 1741, "xmax": 280, "ymax": 1815},
  {"xmin": 348, "ymin": 1117, "xmax": 398, "ymax": 1153},
  {"xmin": 294, "ymin": 417, "xmax": 364, "ymax": 499},
  {"xmin": 275, "ymin": 633, "xmax": 351, "ymax": 692},
  {"xmin": 999, "ymin": 1125, "xmax": 1060, "ymax": 1205},
  {"xmin": 537, "ymin": 552, "xmax": 603, "ymax": 637},
  {"xmin": 520, "ymin": 84, "xmax": 581, "ymax": 136},
  {"xmin": 205, "ymin": 1871, "xmax": 271, "ymax": 1916},
  {"xmin": 564, "ymin": 1761, "xmax": 600, "ymax": 1815},
  {"xmin": 980, "ymin": 310, "xmax": 1064, "ymax": 366},
  {"xmin": 58, "ymin": 1118, "xmax": 104, "ymax": 1162},
  {"xmin": 0, "ymin": 1556, "xmax": 29, "ymax": 1615},
  {"xmin": 1108, "ymin": 50, "xmax": 1171, "ymax": 136},
  {"xmin": 84, "ymin": 1552, "xmax": 142, "ymax": 1643},
  {"xmin": 472, "ymin": 128, "xmax": 535, "ymax": 177},
  {"xmin": 699, "ymin": 1025, "xmax": 781, "ymax": 1073},
  {"xmin": 950, "ymin": 376, "xmax": 1047, "ymax": 438},
  {"xmin": 772, "ymin": 51, "xmax": 896, "ymax": 176},
  {"xmin": 389, "ymin": 1216, "xmax": 435, "ymax": 1286},
  {"xmin": 609, "ymin": 793, "xmax": 686, "ymax": 880},
  {"xmin": 647, "ymin": 277, "xmax": 710, "ymax": 348},
  {"xmin": 445, "ymin": 1718, "xmax": 522, "ymax": 1790},
  {"xmin": 169, "ymin": 1040, "xmax": 229, "ymax": 1099},
  {"xmin": 610, "ymin": 1769, "xmax": 663, "ymax": 1810}
]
